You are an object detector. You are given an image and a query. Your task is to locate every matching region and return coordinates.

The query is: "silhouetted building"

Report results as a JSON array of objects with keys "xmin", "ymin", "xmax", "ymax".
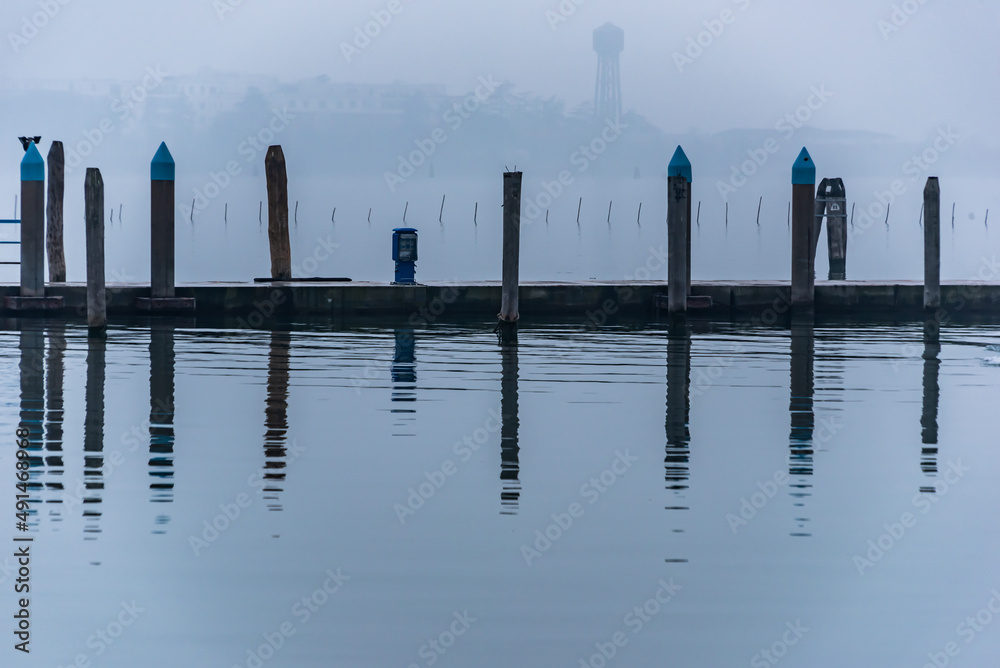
[{"xmin": 593, "ymin": 23, "xmax": 624, "ymax": 123}]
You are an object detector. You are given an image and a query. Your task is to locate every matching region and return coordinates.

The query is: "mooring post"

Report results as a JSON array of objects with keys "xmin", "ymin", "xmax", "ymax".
[
  {"xmin": 923, "ymin": 177, "xmax": 940, "ymax": 310},
  {"xmin": 265, "ymin": 146, "xmax": 292, "ymax": 280},
  {"xmin": 498, "ymin": 171, "xmax": 522, "ymax": 344},
  {"xmin": 812, "ymin": 178, "xmax": 829, "ymax": 264},
  {"xmin": 685, "ymin": 166, "xmax": 693, "ymax": 294},
  {"xmin": 791, "ymin": 148, "xmax": 816, "ymax": 309},
  {"xmin": 667, "ymin": 146, "xmax": 690, "ymax": 315},
  {"xmin": 151, "ymin": 142, "xmax": 176, "ymax": 298},
  {"xmin": 827, "ymin": 178, "xmax": 848, "ymax": 280},
  {"xmin": 85, "ymin": 168, "xmax": 106, "ymax": 334},
  {"xmin": 20, "ymin": 142, "xmax": 45, "ymax": 298},
  {"xmin": 46, "ymin": 141, "xmax": 66, "ymax": 283}
]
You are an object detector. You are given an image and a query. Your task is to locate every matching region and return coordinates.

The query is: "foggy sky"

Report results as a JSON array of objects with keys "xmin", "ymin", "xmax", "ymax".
[{"xmin": 0, "ymin": 0, "xmax": 997, "ymax": 145}]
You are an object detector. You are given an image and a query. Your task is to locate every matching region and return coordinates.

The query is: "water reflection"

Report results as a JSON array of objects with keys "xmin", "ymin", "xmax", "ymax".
[
  {"xmin": 788, "ymin": 317, "xmax": 815, "ymax": 537},
  {"xmin": 499, "ymin": 344, "xmax": 520, "ymax": 515},
  {"xmin": 149, "ymin": 325, "xmax": 176, "ymax": 534},
  {"xmin": 18, "ymin": 323, "xmax": 45, "ymax": 529},
  {"xmin": 263, "ymin": 331, "xmax": 291, "ymax": 512},
  {"xmin": 391, "ymin": 329, "xmax": 417, "ymax": 437},
  {"xmin": 920, "ymin": 321, "xmax": 941, "ymax": 493},
  {"xmin": 665, "ymin": 322, "xmax": 692, "ymax": 562},
  {"xmin": 44, "ymin": 323, "xmax": 66, "ymax": 525},
  {"xmin": 665, "ymin": 323, "xmax": 691, "ymax": 495},
  {"xmin": 84, "ymin": 334, "xmax": 106, "ymax": 539}
]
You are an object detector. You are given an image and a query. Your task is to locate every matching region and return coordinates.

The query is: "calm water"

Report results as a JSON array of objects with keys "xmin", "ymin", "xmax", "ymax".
[{"xmin": 2, "ymin": 317, "xmax": 1000, "ymax": 667}]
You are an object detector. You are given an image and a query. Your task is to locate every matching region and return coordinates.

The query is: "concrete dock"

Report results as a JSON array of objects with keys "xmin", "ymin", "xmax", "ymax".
[{"xmin": 2, "ymin": 280, "xmax": 999, "ymax": 320}]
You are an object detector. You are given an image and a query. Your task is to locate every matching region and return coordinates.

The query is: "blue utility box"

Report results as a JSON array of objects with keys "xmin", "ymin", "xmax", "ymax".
[{"xmin": 392, "ymin": 228, "xmax": 418, "ymax": 284}]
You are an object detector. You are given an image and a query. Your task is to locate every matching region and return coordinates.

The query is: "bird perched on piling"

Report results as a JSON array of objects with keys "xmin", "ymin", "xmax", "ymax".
[{"xmin": 18, "ymin": 136, "xmax": 41, "ymax": 151}]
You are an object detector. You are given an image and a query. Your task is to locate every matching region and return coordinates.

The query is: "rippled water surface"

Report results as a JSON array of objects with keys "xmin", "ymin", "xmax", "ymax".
[{"xmin": 2, "ymin": 317, "xmax": 1000, "ymax": 667}]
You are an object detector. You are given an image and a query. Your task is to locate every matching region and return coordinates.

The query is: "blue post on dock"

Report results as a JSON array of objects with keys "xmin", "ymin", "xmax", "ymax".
[
  {"xmin": 3, "ymin": 141, "xmax": 64, "ymax": 312},
  {"xmin": 667, "ymin": 146, "xmax": 691, "ymax": 315},
  {"xmin": 791, "ymin": 148, "xmax": 816, "ymax": 309},
  {"xmin": 137, "ymin": 142, "xmax": 195, "ymax": 313}
]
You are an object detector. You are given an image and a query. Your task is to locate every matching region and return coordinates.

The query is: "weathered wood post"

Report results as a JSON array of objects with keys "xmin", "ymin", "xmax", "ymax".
[
  {"xmin": 46, "ymin": 141, "xmax": 66, "ymax": 283},
  {"xmin": 667, "ymin": 146, "xmax": 690, "ymax": 315},
  {"xmin": 923, "ymin": 177, "xmax": 940, "ymax": 310},
  {"xmin": 920, "ymin": 318, "xmax": 940, "ymax": 486},
  {"xmin": 265, "ymin": 146, "xmax": 292, "ymax": 280},
  {"xmin": 812, "ymin": 177, "xmax": 829, "ymax": 264},
  {"xmin": 85, "ymin": 168, "xmax": 106, "ymax": 334},
  {"xmin": 20, "ymin": 142, "xmax": 45, "ymax": 297},
  {"xmin": 151, "ymin": 142, "xmax": 175, "ymax": 298},
  {"xmin": 497, "ymin": 171, "xmax": 522, "ymax": 344},
  {"xmin": 826, "ymin": 178, "xmax": 848, "ymax": 280},
  {"xmin": 499, "ymin": 344, "xmax": 520, "ymax": 514},
  {"xmin": 791, "ymin": 148, "xmax": 816, "ymax": 309}
]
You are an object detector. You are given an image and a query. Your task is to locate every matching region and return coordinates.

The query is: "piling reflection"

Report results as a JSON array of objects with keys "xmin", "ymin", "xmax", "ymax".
[
  {"xmin": 664, "ymin": 321, "xmax": 691, "ymax": 563},
  {"xmin": 84, "ymin": 334, "xmax": 106, "ymax": 539},
  {"xmin": 920, "ymin": 322, "xmax": 941, "ymax": 493},
  {"xmin": 665, "ymin": 323, "xmax": 691, "ymax": 495},
  {"xmin": 149, "ymin": 324, "xmax": 176, "ymax": 532},
  {"xmin": 788, "ymin": 317, "xmax": 815, "ymax": 537},
  {"xmin": 499, "ymin": 344, "xmax": 520, "ymax": 515},
  {"xmin": 44, "ymin": 322, "xmax": 67, "ymax": 524},
  {"xmin": 391, "ymin": 329, "xmax": 417, "ymax": 436},
  {"xmin": 263, "ymin": 331, "xmax": 291, "ymax": 512},
  {"xmin": 18, "ymin": 323, "xmax": 45, "ymax": 529}
]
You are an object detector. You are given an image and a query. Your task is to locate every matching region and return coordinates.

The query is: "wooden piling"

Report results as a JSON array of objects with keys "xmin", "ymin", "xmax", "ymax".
[
  {"xmin": 667, "ymin": 146, "xmax": 691, "ymax": 315},
  {"xmin": 150, "ymin": 142, "xmax": 176, "ymax": 298},
  {"xmin": 85, "ymin": 169, "xmax": 106, "ymax": 333},
  {"xmin": 923, "ymin": 177, "xmax": 940, "ymax": 310},
  {"xmin": 46, "ymin": 141, "xmax": 66, "ymax": 283},
  {"xmin": 265, "ymin": 146, "xmax": 292, "ymax": 280},
  {"xmin": 577, "ymin": 197, "xmax": 582, "ymax": 225},
  {"xmin": 791, "ymin": 148, "xmax": 816, "ymax": 309},
  {"xmin": 439, "ymin": 195, "xmax": 446, "ymax": 223},
  {"xmin": 20, "ymin": 143, "xmax": 45, "ymax": 297},
  {"xmin": 498, "ymin": 171, "xmax": 522, "ymax": 344}
]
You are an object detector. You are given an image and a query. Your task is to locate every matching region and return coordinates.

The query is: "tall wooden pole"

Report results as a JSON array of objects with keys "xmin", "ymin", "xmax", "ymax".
[
  {"xmin": 265, "ymin": 146, "xmax": 292, "ymax": 280},
  {"xmin": 20, "ymin": 142, "xmax": 45, "ymax": 297},
  {"xmin": 498, "ymin": 171, "xmax": 522, "ymax": 344},
  {"xmin": 667, "ymin": 146, "xmax": 690, "ymax": 315},
  {"xmin": 923, "ymin": 177, "xmax": 940, "ymax": 310},
  {"xmin": 85, "ymin": 168, "xmax": 106, "ymax": 334},
  {"xmin": 46, "ymin": 141, "xmax": 66, "ymax": 283},
  {"xmin": 791, "ymin": 148, "xmax": 816, "ymax": 309},
  {"xmin": 151, "ymin": 142, "xmax": 176, "ymax": 298}
]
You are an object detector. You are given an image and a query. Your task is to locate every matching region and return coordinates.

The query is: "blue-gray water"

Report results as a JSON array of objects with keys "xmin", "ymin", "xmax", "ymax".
[{"xmin": 2, "ymin": 317, "xmax": 1000, "ymax": 667}]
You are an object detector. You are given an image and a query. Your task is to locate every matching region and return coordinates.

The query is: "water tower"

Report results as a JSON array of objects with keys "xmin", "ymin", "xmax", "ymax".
[{"xmin": 593, "ymin": 23, "xmax": 624, "ymax": 123}]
